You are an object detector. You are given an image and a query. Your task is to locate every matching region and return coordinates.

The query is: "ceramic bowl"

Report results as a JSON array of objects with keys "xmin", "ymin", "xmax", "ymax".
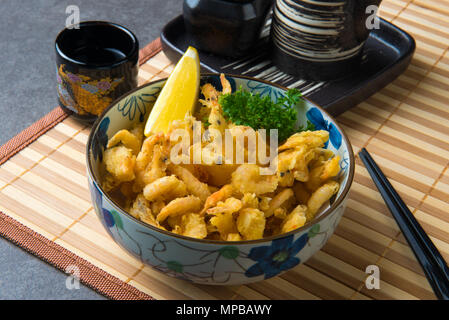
[{"xmin": 86, "ymin": 74, "xmax": 355, "ymax": 285}]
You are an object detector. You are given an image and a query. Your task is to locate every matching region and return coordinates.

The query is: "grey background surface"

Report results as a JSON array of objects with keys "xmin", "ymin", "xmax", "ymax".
[{"xmin": 0, "ymin": 0, "xmax": 181, "ymax": 299}]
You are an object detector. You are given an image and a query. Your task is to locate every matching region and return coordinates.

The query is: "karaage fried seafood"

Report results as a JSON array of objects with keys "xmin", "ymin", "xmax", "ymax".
[
  {"xmin": 101, "ymin": 75, "xmax": 341, "ymax": 241},
  {"xmin": 231, "ymin": 164, "xmax": 278, "ymax": 195}
]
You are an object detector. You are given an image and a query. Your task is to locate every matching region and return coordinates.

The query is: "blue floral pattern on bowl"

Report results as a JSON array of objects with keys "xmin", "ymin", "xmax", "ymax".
[
  {"xmin": 87, "ymin": 74, "xmax": 354, "ymax": 285},
  {"xmin": 246, "ymin": 80, "xmax": 285, "ymax": 102},
  {"xmin": 245, "ymin": 233, "xmax": 308, "ymax": 279},
  {"xmin": 117, "ymin": 86, "xmax": 161, "ymax": 122},
  {"xmin": 306, "ymin": 107, "xmax": 342, "ymax": 150}
]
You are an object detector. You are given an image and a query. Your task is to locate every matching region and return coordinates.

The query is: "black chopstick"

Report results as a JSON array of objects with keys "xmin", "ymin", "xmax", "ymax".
[{"xmin": 358, "ymin": 147, "xmax": 449, "ymax": 300}]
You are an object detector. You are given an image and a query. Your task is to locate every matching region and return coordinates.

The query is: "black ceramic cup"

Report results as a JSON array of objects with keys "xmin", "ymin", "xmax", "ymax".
[
  {"xmin": 55, "ymin": 21, "xmax": 139, "ymax": 122},
  {"xmin": 271, "ymin": 0, "xmax": 382, "ymax": 80},
  {"xmin": 183, "ymin": 0, "xmax": 273, "ymax": 58}
]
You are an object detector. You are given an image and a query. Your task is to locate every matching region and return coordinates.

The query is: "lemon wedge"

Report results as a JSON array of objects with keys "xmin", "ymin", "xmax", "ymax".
[{"xmin": 144, "ymin": 46, "xmax": 200, "ymax": 136}]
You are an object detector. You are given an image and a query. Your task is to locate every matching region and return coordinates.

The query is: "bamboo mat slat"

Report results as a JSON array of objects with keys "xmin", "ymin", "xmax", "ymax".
[{"xmin": 0, "ymin": 0, "xmax": 448, "ymax": 300}]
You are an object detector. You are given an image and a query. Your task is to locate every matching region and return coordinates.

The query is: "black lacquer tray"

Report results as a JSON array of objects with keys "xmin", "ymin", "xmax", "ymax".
[{"xmin": 161, "ymin": 15, "xmax": 415, "ymax": 116}]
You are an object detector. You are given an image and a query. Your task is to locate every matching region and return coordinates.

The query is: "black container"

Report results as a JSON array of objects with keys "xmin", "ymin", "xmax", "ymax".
[
  {"xmin": 183, "ymin": 0, "xmax": 273, "ymax": 58},
  {"xmin": 55, "ymin": 21, "xmax": 139, "ymax": 122},
  {"xmin": 270, "ymin": 0, "xmax": 383, "ymax": 80}
]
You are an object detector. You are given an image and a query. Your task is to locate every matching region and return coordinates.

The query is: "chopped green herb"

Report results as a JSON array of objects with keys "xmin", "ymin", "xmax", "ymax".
[
  {"xmin": 299, "ymin": 120, "xmax": 315, "ymax": 132},
  {"xmin": 218, "ymin": 87, "xmax": 307, "ymax": 142},
  {"xmin": 202, "ymin": 117, "xmax": 210, "ymax": 128}
]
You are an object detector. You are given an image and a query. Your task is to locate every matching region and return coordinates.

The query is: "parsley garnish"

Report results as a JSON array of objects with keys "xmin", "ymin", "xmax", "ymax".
[
  {"xmin": 300, "ymin": 120, "xmax": 315, "ymax": 132},
  {"xmin": 202, "ymin": 117, "xmax": 210, "ymax": 128},
  {"xmin": 219, "ymin": 87, "xmax": 307, "ymax": 142}
]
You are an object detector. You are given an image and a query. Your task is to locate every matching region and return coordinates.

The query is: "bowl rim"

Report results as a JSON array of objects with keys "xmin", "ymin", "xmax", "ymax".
[{"xmin": 86, "ymin": 73, "xmax": 355, "ymax": 245}]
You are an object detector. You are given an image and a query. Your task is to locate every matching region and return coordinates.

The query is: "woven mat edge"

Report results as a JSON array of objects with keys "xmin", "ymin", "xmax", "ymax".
[{"xmin": 0, "ymin": 38, "xmax": 163, "ymax": 300}]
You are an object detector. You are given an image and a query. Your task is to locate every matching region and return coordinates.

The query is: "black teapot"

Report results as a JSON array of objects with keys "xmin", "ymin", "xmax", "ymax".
[{"xmin": 183, "ymin": 0, "xmax": 273, "ymax": 58}]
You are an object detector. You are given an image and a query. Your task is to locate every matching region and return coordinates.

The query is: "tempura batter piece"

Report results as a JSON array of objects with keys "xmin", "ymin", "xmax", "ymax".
[
  {"xmin": 237, "ymin": 208, "xmax": 266, "ymax": 240},
  {"xmin": 209, "ymin": 211, "xmax": 238, "ymax": 240},
  {"xmin": 104, "ymin": 146, "xmax": 136, "ymax": 182},
  {"xmin": 226, "ymin": 233, "xmax": 242, "ymax": 241},
  {"xmin": 181, "ymin": 213, "xmax": 208, "ymax": 239},
  {"xmin": 278, "ymin": 130, "xmax": 329, "ymax": 151},
  {"xmin": 241, "ymin": 193, "xmax": 259, "ymax": 209},
  {"xmin": 280, "ymin": 204, "xmax": 307, "ymax": 233},
  {"xmin": 207, "ymin": 197, "xmax": 242, "ymax": 215},
  {"xmin": 102, "ymin": 172, "xmax": 120, "ymax": 192},
  {"xmin": 231, "ymin": 164, "xmax": 278, "ymax": 195},
  {"xmin": 129, "ymin": 193, "xmax": 159, "ymax": 227}
]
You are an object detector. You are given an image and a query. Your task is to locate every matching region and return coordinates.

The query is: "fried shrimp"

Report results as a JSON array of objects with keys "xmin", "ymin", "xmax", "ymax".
[
  {"xmin": 156, "ymin": 195, "xmax": 202, "ymax": 222},
  {"xmin": 305, "ymin": 155, "xmax": 341, "ymax": 191},
  {"xmin": 220, "ymin": 73, "xmax": 232, "ymax": 94},
  {"xmin": 166, "ymin": 114, "xmax": 196, "ymax": 146},
  {"xmin": 281, "ymin": 204, "xmax": 307, "ymax": 233},
  {"xmin": 201, "ymin": 83, "xmax": 219, "ymax": 101},
  {"xmin": 307, "ymin": 180, "xmax": 339, "ymax": 220},
  {"xmin": 107, "ymin": 129, "xmax": 142, "ymax": 155},
  {"xmin": 132, "ymin": 144, "xmax": 167, "ymax": 194},
  {"xmin": 320, "ymin": 156, "xmax": 341, "ymax": 181},
  {"xmin": 201, "ymin": 184, "xmax": 234, "ymax": 214},
  {"xmin": 276, "ymin": 149, "xmax": 300, "ymax": 186},
  {"xmin": 265, "ymin": 188, "xmax": 295, "ymax": 217},
  {"xmin": 135, "ymin": 133, "xmax": 164, "ymax": 172},
  {"xmin": 168, "ymin": 164, "xmax": 211, "ymax": 202},
  {"xmin": 206, "ymin": 197, "xmax": 242, "ymax": 215},
  {"xmin": 143, "ymin": 175, "xmax": 186, "ymax": 202},
  {"xmin": 232, "ymin": 164, "xmax": 278, "ymax": 195}
]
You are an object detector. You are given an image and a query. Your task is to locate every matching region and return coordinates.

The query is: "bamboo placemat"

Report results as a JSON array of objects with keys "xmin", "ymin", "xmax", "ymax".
[{"xmin": 1, "ymin": 0, "xmax": 448, "ymax": 300}]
